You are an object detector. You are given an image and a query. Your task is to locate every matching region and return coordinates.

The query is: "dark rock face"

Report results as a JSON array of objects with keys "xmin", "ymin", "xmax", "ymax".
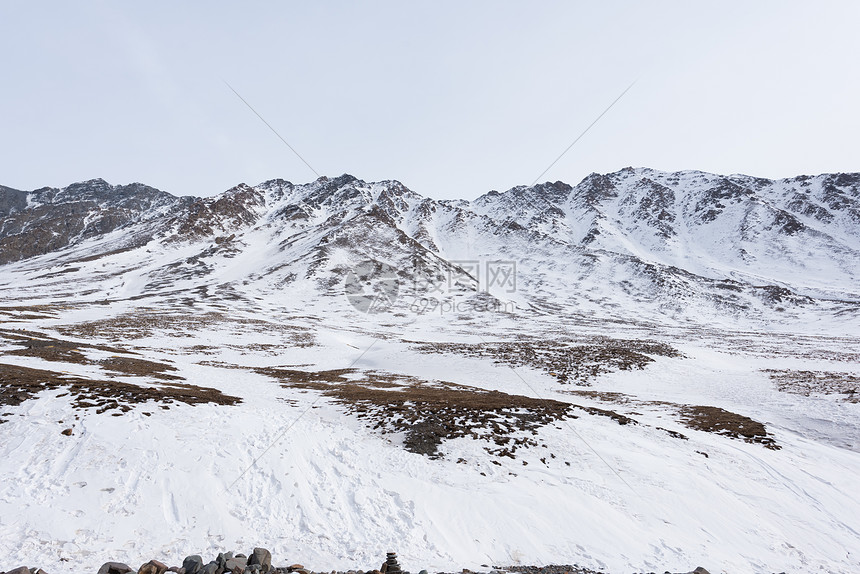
[
  {"xmin": 0, "ymin": 185, "xmax": 27, "ymax": 216},
  {"xmin": 167, "ymin": 184, "xmax": 265, "ymax": 239},
  {"xmin": 576, "ymin": 173, "xmax": 618, "ymax": 207},
  {"xmin": 0, "ymin": 180, "xmax": 178, "ymax": 263}
]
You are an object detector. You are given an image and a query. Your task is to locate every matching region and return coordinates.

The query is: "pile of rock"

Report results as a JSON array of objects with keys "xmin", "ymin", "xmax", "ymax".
[
  {"xmin": 0, "ymin": 553, "xmax": 713, "ymax": 574},
  {"xmin": 0, "ymin": 549, "xmax": 414, "ymax": 574},
  {"xmin": 95, "ymin": 548, "xmax": 284, "ymax": 574}
]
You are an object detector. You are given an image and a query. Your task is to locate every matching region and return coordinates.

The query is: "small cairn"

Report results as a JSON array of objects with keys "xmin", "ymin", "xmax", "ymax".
[{"xmin": 380, "ymin": 553, "xmax": 402, "ymax": 574}]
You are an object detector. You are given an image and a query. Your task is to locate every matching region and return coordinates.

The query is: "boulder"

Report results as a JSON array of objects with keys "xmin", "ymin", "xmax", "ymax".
[
  {"xmin": 5, "ymin": 567, "xmax": 30, "ymax": 574},
  {"xmin": 183, "ymin": 556, "xmax": 204, "ymax": 574},
  {"xmin": 139, "ymin": 561, "xmax": 168, "ymax": 574},
  {"xmin": 201, "ymin": 562, "xmax": 221, "ymax": 574},
  {"xmin": 224, "ymin": 557, "xmax": 247, "ymax": 574},
  {"xmin": 287, "ymin": 567, "xmax": 304, "ymax": 573},
  {"xmin": 691, "ymin": 569, "xmax": 711, "ymax": 574},
  {"xmin": 247, "ymin": 549, "xmax": 271, "ymax": 572},
  {"xmin": 216, "ymin": 554, "xmax": 233, "ymax": 569},
  {"xmin": 98, "ymin": 564, "xmax": 134, "ymax": 574}
]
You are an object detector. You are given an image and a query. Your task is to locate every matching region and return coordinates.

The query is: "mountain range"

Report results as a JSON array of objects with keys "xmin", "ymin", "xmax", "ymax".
[{"xmin": 2, "ymin": 168, "xmax": 859, "ymax": 329}]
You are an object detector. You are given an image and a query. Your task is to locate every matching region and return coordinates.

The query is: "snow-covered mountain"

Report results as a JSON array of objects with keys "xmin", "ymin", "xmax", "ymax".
[
  {"xmin": 2, "ymin": 168, "xmax": 858, "ymax": 328},
  {"xmin": 1, "ymin": 169, "xmax": 859, "ymax": 574}
]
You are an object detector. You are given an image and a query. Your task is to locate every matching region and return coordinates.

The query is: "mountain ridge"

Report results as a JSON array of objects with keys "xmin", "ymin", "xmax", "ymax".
[{"xmin": 1, "ymin": 167, "xmax": 858, "ymax": 329}]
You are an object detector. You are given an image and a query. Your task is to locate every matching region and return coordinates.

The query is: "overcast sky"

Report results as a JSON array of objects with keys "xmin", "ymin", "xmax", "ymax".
[{"xmin": 2, "ymin": 1, "xmax": 858, "ymax": 199}]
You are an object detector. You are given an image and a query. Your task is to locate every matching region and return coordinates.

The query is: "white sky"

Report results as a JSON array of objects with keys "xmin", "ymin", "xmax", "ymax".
[{"xmin": 1, "ymin": 1, "xmax": 858, "ymax": 199}]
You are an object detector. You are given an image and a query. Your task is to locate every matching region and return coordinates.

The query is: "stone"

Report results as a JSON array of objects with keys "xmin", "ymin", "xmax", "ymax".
[
  {"xmin": 691, "ymin": 569, "xmax": 711, "ymax": 574},
  {"xmin": 139, "ymin": 561, "xmax": 168, "ymax": 574},
  {"xmin": 419, "ymin": 570, "xmax": 428, "ymax": 574},
  {"xmin": 98, "ymin": 563, "xmax": 134, "ymax": 574},
  {"xmin": 167, "ymin": 568, "xmax": 184, "ymax": 574},
  {"xmin": 288, "ymin": 567, "xmax": 304, "ymax": 573},
  {"xmin": 247, "ymin": 549, "xmax": 272, "ymax": 572},
  {"xmin": 217, "ymin": 553, "xmax": 233, "ymax": 570},
  {"xmin": 5, "ymin": 568, "xmax": 30, "ymax": 574},
  {"xmin": 201, "ymin": 562, "xmax": 220, "ymax": 574},
  {"xmin": 224, "ymin": 557, "xmax": 247, "ymax": 574},
  {"xmin": 183, "ymin": 556, "xmax": 204, "ymax": 574}
]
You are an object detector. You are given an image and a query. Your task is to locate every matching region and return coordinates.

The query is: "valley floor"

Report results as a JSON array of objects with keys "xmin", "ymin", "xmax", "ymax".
[{"xmin": 0, "ymin": 299, "xmax": 858, "ymax": 574}]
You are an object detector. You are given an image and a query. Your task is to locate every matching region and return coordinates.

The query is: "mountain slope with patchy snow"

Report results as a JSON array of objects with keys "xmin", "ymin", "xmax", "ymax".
[{"xmin": 1, "ymin": 169, "xmax": 859, "ymax": 574}]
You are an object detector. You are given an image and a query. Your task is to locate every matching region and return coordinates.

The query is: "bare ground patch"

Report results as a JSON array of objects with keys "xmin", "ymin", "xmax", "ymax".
[
  {"xmin": 0, "ymin": 329, "xmax": 135, "ymax": 364},
  {"xmin": 98, "ymin": 356, "xmax": 182, "ymax": 380},
  {"xmin": 0, "ymin": 304, "xmax": 63, "ymax": 321},
  {"xmin": 566, "ymin": 389, "xmax": 780, "ymax": 449},
  {"xmin": 677, "ymin": 405, "xmax": 780, "ymax": 449},
  {"xmin": 0, "ymin": 362, "xmax": 240, "ymax": 421},
  {"xmin": 412, "ymin": 338, "xmax": 681, "ymax": 385},
  {"xmin": 763, "ymin": 369, "xmax": 859, "ymax": 402},
  {"xmin": 256, "ymin": 367, "xmax": 617, "ymax": 459},
  {"xmin": 56, "ymin": 309, "xmax": 316, "ymax": 347}
]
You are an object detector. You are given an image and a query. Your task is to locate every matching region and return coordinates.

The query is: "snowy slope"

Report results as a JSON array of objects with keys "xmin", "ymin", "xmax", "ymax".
[{"xmin": 1, "ymin": 170, "xmax": 859, "ymax": 573}]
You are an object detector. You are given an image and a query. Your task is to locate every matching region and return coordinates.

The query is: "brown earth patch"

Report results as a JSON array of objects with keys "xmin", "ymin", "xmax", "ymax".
[
  {"xmin": 257, "ymin": 367, "xmax": 641, "ymax": 459},
  {"xmin": 412, "ymin": 338, "xmax": 681, "ymax": 385},
  {"xmin": 0, "ymin": 362, "xmax": 240, "ymax": 420},
  {"xmin": 566, "ymin": 389, "xmax": 778, "ymax": 448},
  {"xmin": 0, "ymin": 304, "xmax": 62, "ymax": 321},
  {"xmin": 678, "ymin": 405, "xmax": 780, "ymax": 450},
  {"xmin": 258, "ymin": 367, "xmax": 584, "ymax": 458},
  {"xmin": 763, "ymin": 369, "xmax": 859, "ymax": 402},
  {"xmin": 57, "ymin": 309, "xmax": 316, "ymax": 347},
  {"xmin": 0, "ymin": 329, "xmax": 133, "ymax": 364},
  {"xmin": 98, "ymin": 356, "xmax": 182, "ymax": 380}
]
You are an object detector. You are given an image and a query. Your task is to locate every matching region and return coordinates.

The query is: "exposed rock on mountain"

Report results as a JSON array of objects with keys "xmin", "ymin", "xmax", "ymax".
[{"xmin": 1, "ymin": 168, "xmax": 858, "ymax": 327}]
